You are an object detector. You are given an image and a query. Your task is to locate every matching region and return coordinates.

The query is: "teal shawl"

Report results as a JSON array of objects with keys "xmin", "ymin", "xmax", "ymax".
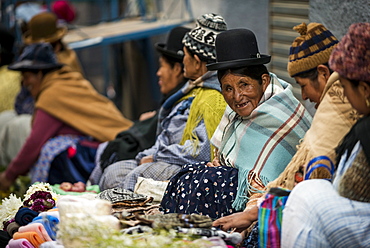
[{"xmin": 213, "ymin": 73, "xmax": 312, "ymax": 210}]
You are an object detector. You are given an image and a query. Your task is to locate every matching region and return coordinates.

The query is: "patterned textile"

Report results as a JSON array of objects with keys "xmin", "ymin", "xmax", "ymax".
[
  {"xmin": 143, "ymin": 213, "xmax": 213, "ymax": 229},
  {"xmin": 161, "ymin": 74, "xmax": 311, "ymax": 219},
  {"xmin": 282, "ymin": 179, "xmax": 370, "ymax": 248},
  {"xmin": 161, "ymin": 162, "xmax": 239, "ymax": 220},
  {"xmin": 243, "ymin": 222, "xmax": 259, "ymax": 248},
  {"xmin": 182, "ymin": 13, "xmax": 227, "ymax": 61},
  {"xmin": 30, "ymin": 135, "xmax": 81, "ymax": 183},
  {"xmin": 329, "ymin": 23, "xmax": 370, "ymax": 83},
  {"xmin": 213, "ymin": 73, "xmax": 311, "ymax": 210},
  {"xmin": 96, "ymin": 187, "xmax": 150, "ymax": 204},
  {"xmin": 258, "ymin": 188, "xmax": 290, "ymax": 248}
]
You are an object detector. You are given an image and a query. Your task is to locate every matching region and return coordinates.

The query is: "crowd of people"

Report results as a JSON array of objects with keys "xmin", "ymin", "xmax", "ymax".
[{"xmin": 0, "ymin": 6, "xmax": 369, "ymax": 248}]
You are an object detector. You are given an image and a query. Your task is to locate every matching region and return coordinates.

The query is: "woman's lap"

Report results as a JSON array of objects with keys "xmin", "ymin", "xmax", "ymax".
[
  {"xmin": 161, "ymin": 162, "xmax": 239, "ymax": 220},
  {"xmin": 99, "ymin": 159, "xmax": 181, "ymax": 192},
  {"xmin": 99, "ymin": 159, "xmax": 137, "ymax": 191}
]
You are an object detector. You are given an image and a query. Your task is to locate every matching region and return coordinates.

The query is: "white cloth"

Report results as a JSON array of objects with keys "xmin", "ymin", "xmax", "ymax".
[
  {"xmin": 134, "ymin": 177, "xmax": 169, "ymax": 203},
  {"xmin": 0, "ymin": 111, "xmax": 31, "ymax": 166},
  {"xmin": 282, "ymin": 179, "xmax": 370, "ymax": 248}
]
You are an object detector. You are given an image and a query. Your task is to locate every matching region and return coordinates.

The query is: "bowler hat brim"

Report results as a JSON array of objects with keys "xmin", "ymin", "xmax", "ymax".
[
  {"xmin": 155, "ymin": 43, "xmax": 184, "ymax": 62},
  {"xmin": 23, "ymin": 26, "xmax": 67, "ymax": 44},
  {"xmin": 207, "ymin": 55, "xmax": 271, "ymax": 71},
  {"xmin": 8, "ymin": 60, "xmax": 64, "ymax": 71}
]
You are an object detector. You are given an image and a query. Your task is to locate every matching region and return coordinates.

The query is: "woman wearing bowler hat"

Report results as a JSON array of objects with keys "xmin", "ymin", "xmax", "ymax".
[
  {"xmin": 23, "ymin": 11, "xmax": 83, "ymax": 74},
  {"xmin": 161, "ymin": 28, "xmax": 312, "ymax": 225},
  {"xmin": 0, "ymin": 43, "xmax": 133, "ymax": 191},
  {"xmin": 89, "ymin": 26, "xmax": 190, "ymax": 184},
  {"xmin": 97, "ymin": 13, "xmax": 228, "ymax": 192}
]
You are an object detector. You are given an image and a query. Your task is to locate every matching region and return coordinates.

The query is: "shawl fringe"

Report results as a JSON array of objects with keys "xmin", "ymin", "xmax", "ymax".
[
  {"xmin": 233, "ymin": 169, "xmax": 270, "ymax": 211},
  {"xmin": 180, "ymin": 88, "xmax": 226, "ymax": 160}
]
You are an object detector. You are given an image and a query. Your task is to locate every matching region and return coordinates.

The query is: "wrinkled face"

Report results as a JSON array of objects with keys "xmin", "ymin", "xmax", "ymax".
[
  {"xmin": 339, "ymin": 76, "xmax": 370, "ymax": 115},
  {"xmin": 156, "ymin": 56, "xmax": 179, "ymax": 95},
  {"xmin": 294, "ymin": 77, "xmax": 324, "ymax": 109},
  {"xmin": 182, "ymin": 47, "xmax": 198, "ymax": 80},
  {"xmin": 221, "ymin": 73, "xmax": 268, "ymax": 117},
  {"xmin": 22, "ymin": 71, "xmax": 43, "ymax": 98}
]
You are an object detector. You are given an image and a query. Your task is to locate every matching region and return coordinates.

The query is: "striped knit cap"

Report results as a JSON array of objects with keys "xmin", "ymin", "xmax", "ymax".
[
  {"xmin": 287, "ymin": 22, "xmax": 338, "ymax": 77},
  {"xmin": 183, "ymin": 13, "xmax": 227, "ymax": 62},
  {"xmin": 329, "ymin": 23, "xmax": 370, "ymax": 82}
]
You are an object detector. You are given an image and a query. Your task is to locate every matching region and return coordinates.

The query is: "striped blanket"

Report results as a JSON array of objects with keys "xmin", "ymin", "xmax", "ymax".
[{"xmin": 212, "ymin": 73, "xmax": 312, "ymax": 210}]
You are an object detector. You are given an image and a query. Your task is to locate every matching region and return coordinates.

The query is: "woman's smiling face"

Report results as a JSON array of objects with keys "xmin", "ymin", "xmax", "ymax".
[{"xmin": 221, "ymin": 73, "xmax": 268, "ymax": 117}]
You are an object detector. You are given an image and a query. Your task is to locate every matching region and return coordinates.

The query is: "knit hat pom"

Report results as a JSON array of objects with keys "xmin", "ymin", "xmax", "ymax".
[
  {"xmin": 287, "ymin": 22, "xmax": 338, "ymax": 77},
  {"xmin": 293, "ymin": 22, "xmax": 307, "ymax": 35}
]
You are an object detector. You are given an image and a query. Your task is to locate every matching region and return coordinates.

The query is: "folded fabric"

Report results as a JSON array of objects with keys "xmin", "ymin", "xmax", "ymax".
[
  {"xmin": 97, "ymin": 187, "xmax": 149, "ymax": 204},
  {"xmin": 50, "ymin": 184, "xmax": 100, "ymax": 195},
  {"xmin": 13, "ymin": 232, "xmax": 44, "ymax": 248},
  {"xmin": 31, "ymin": 216, "xmax": 59, "ymax": 241},
  {"xmin": 57, "ymin": 196, "xmax": 111, "ymax": 218},
  {"xmin": 6, "ymin": 238, "xmax": 35, "ymax": 248},
  {"xmin": 39, "ymin": 241, "xmax": 64, "ymax": 248},
  {"xmin": 6, "ymin": 222, "xmax": 20, "ymax": 237},
  {"xmin": 58, "ymin": 213, "xmax": 120, "ymax": 247},
  {"xmin": 0, "ymin": 230, "xmax": 11, "ymax": 248},
  {"xmin": 14, "ymin": 208, "xmax": 39, "ymax": 226},
  {"xmin": 134, "ymin": 177, "xmax": 169, "ymax": 203},
  {"xmin": 19, "ymin": 224, "xmax": 52, "ymax": 242},
  {"xmin": 38, "ymin": 212, "xmax": 59, "ymax": 221}
]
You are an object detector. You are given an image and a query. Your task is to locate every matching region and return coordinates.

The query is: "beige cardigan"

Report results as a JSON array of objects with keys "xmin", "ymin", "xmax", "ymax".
[{"xmin": 267, "ymin": 72, "xmax": 359, "ymax": 190}]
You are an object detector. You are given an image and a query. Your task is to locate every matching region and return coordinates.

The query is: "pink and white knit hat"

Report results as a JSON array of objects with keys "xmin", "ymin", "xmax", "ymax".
[{"xmin": 329, "ymin": 22, "xmax": 370, "ymax": 82}]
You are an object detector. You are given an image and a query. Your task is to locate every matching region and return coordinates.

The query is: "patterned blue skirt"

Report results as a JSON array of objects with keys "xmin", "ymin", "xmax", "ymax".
[{"xmin": 160, "ymin": 162, "xmax": 239, "ymax": 220}]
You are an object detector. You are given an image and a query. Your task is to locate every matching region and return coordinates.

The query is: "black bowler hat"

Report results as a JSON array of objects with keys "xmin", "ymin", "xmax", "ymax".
[
  {"xmin": 155, "ymin": 26, "xmax": 191, "ymax": 62},
  {"xmin": 207, "ymin": 28, "xmax": 271, "ymax": 70},
  {"xmin": 8, "ymin": 43, "xmax": 64, "ymax": 71}
]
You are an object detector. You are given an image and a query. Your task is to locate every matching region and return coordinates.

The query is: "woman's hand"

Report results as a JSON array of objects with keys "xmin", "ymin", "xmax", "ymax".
[
  {"xmin": 206, "ymin": 157, "xmax": 221, "ymax": 167},
  {"xmin": 139, "ymin": 111, "xmax": 157, "ymax": 121},
  {"xmin": 212, "ymin": 205, "xmax": 259, "ymax": 233},
  {"xmin": 140, "ymin": 155, "xmax": 154, "ymax": 165},
  {"xmin": 0, "ymin": 172, "xmax": 13, "ymax": 191}
]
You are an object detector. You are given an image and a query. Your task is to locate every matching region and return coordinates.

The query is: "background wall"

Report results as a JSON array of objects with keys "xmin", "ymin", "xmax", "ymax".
[
  {"xmin": 189, "ymin": 0, "xmax": 270, "ymax": 54},
  {"xmin": 309, "ymin": 0, "xmax": 370, "ymax": 39},
  {"xmin": 69, "ymin": 0, "xmax": 370, "ymax": 119}
]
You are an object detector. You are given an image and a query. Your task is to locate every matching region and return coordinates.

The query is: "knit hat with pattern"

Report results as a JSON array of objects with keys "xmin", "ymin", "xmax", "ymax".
[
  {"xmin": 287, "ymin": 22, "xmax": 338, "ymax": 77},
  {"xmin": 183, "ymin": 13, "xmax": 227, "ymax": 63},
  {"xmin": 329, "ymin": 23, "xmax": 370, "ymax": 82}
]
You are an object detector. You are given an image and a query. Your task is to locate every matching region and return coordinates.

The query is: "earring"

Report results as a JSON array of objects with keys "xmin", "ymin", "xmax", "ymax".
[{"xmin": 366, "ymin": 98, "xmax": 370, "ymax": 108}]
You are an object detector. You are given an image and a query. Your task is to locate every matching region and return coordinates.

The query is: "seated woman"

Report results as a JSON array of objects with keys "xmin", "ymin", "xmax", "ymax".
[
  {"xmin": 282, "ymin": 22, "xmax": 370, "ymax": 248},
  {"xmin": 0, "ymin": 43, "xmax": 133, "ymax": 191},
  {"xmin": 1, "ymin": 12, "xmax": 85, "ymax": 167},
  {"xmin": 89, "ymin": 26, "xmax": 190, "ymax": 184},
  {"xmin": 97, "ymin": 13, "xmax": 228, "ymax": 192},
  {"xmin": 212, "ymin": 23, "xmax": 359, "ymax": 240},
  {"xmin": 0, "ymin": 25, "xmax": 28, "ymax": 167},
  {"xmin": 161, "ymin": 28, "xmax": 312, "ymax": 220}
]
